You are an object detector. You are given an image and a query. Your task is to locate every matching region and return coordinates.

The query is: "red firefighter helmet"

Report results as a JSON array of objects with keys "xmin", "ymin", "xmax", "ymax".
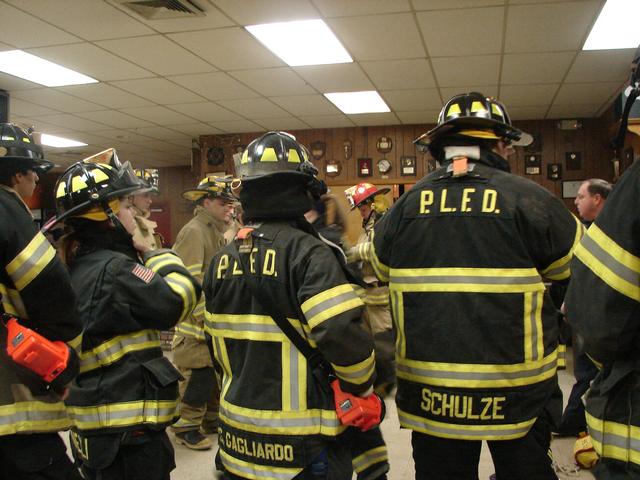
[{"xmin": 346, "ymin": 182, "xmax": 390, "ymax": 210}]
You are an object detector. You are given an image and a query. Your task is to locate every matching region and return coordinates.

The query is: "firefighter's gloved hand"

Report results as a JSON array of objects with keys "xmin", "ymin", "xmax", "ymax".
[{"xmin": 331, "ymin": 380, "xmax": 385, "ymax": 431}]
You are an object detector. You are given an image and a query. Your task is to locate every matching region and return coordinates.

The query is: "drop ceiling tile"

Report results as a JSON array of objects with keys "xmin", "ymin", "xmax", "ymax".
[
  {"xmin": 170, "ymin": 102, "xmax": 241, "ymax": 123},
  {"xmin": 328, "ymin": 13, "xmax": 425, "ymax": 61},
  {"xmin": 131, "ymin": 126, "xmax": 191, "ymax": 141},
  {"xmin": 432, "ymin": 55, "xmax": 500, "ymax": 87},
  {"xmin": 380, "ymin": 89, "xmax": 442, "ymax": 111},
  {"xmin": 417, "ymin": 7, "xmax": 504, "ymax": 57},
  {"xmin": 554, "ymin": 82, "xmax": 622, "ymax": 105},
  {"xmin": 349, "ymin": 112, "xmax": 400, "ymax": 126},
  {"xmin": 169, "ymin": 28, "xmax": 283, "ymax": 71},
  {"xmin": 499, "ymin": 84, "xmax": 559, "ymax": 107},
  {"xmin": 230, "ymin": 68, "xmax": 315, "ymax": 96},
  {"xmin": 396, "ymin": 110, "xmax": 441, "ymax": 124},
  {"xmin": 92, "ymin": 129, "xmax": 146, "ymax": 141},
  {"xmin": 509, "ymin": 0, "xmax": 591, "ymax": 3},
  {"xmin": 361, "ymin": 59, "xmax": 435, "ymax": 90},
  {"xmin": 119, "ymin": 2, "xmax": 233, "ymax": 33},
  {"xmin": 66, "ymin": 132, "xmax": 115, "ymax": 145},
  {"xmin": 501, "ymin": 52, "xmax": 574, "ymax": 85},
  {"xmin": 57, "ymin": 84, "xmax": 154, "ymax": 109},
  {"xmin": 258, "ymin": 117, "xmax": 311, "ymax": 131},
  {"xmin": 96, "ymin": 35, "xmax": 214, "ymax": 76},
  {"xmin": 5, "ymin": 0, "xmax": 154, "ymax": 41},
  {"xmin": 217, "ymin": 98, "xmax": 289, "ymax": 119},
  {"xmin": 12, "ymin": 89, "xmax": 103, "ymax": 113},
  {"xmin": 0, "ymin": 3, "xmax": 80, "ymax": 48},
  {"xmin": 413, "ymin": 0, "xmax": 505, "ymax": 9},
  {"xmin": 212, "ymin": 0, "xmax": 317, "ymax": 25},
  {"xmin": 0, "ymin": 42, "xmax": 13, "ymax": 51},
  {"xmin": 75, "ymin": 110, "xmax": 154, "ymax": 129},
  {"xmin": 315, "ymin": 0, "xmax": 411, "ymax": 16},
  {"xmin": 270, "ymin": 95, "xmax": 339, "ymax": 116},
  {"xmin": 168, "ymin": 72, "xmax": 260, "ymax": 101},
  {"xmin": 9, "ymin": 98, "xmax": 60, "ymax": 116},
  {"xmin": 119, "ymin": 106, "xmax": 196, "ymax": 125},
  {"xmin": 547, "ymin": 103, "xmax": 600, "ymax": 119},
  {"xmin": 439, "ymin": 85, "xmax": 498, "ymax": 100},
  {"xmin": 294, "ymin": 64, "xmax": 373, "ymax": 92},
  {"xmin": 0, "ymin": 73, "xmax": 41, "ymax": 91},
  {"xmin": 27, "ymin": 43, "xmax": 153, "ymax": 81},
  {"xmin": 208, "ymin": 119, "xmax": 264, "ymax": 133},
  {"xmin": 35, "ymin": 113, "xmax": 110, "ymax": 131},
  {"xmin": 164, "ymin": 123, "xmax": 219, "ymax": 137},
  {"xmin": 295, "ymin": 115, "xmax": 355, "ymax": 129},
  {"xmin": 110, "ymin": 78, "xmax": 205, "ymax": 104},
  {"xmin": 565, "ymin": 49, "xmax": 637, "ymax": 83},
  {"xmin": 505, "ymin": 1, "xmax": 602, "ymax": 53},
  {"xmin": 507, "ymin": 106, "xmax": 548, "ymax": 120}
]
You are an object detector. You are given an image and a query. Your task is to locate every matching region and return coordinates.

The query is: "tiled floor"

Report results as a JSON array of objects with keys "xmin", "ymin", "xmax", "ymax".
[{"xmin": 63, "ymin": 348, "xmax": 595, "ymax": 479}]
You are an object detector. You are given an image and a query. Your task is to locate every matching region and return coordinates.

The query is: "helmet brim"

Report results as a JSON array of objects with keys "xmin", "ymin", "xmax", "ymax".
[
  {"xmin": 351, "ymin": 187, "xmax": 390, "ymax": 210},
  {"xmin": 416, "ymin": 117, "xmax": 533, "ymax": 147},
  {"xmin": 3, "ymin": 156, "xmax": 56, "ymax": 173}
]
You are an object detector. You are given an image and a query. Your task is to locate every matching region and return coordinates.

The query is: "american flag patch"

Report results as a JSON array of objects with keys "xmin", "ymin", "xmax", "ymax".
[{"xmin": 131, "ymin": 264, "xmax": 155, "ymax": 284}]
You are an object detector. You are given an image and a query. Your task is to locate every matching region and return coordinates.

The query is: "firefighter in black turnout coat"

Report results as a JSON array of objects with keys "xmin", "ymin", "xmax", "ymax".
[
  {"xmin": 372, "ymin": 93, "xmax": 582, "ymax": 479},
  {"xmin": 203, "ymin": 131, "xmax": 379, "ymax": 479}
]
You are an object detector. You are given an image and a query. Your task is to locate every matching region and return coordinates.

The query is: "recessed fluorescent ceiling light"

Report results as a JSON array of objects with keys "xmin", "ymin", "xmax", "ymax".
[
  {"xmin": 324, "ymin": 91, "xmax": 390, "ymax": 114},
  {"xmin": 246, "ymin": 19, "xmax": 352, "ymax": 66},
  {"xmin": 583, "ymin": 0, "xmax": 640, "ymax": 50},
  {"xmin": 0, "ymin": 50, "xmax": 98, "ymax": 87},
  {"xmin": 40, "ymin": 134, "xmax": 87, "ymax": 148}
]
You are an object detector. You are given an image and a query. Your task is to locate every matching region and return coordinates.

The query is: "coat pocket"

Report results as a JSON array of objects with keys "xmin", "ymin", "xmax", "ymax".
[{"xmin": 142, "ymin": 356, "xmax": 183, "ymax": 389}]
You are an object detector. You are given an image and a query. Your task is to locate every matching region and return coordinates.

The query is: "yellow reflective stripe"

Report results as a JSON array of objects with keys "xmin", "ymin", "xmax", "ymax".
[
  {"xmin": 6, "ymin": 232, "xmax": 56, "ymax": 290},
  {"xmin": 357, "ymin": 242, "xmax": 372, "ymax": 262},
  {"xmin": 192, "ymin": 299, "xmax": 206, "ymax": 318},
  {"xmin": 204, "ymin": 312, "xmax": 305, "ymax": 342},
  {"xmin": 186, "ymin": 263, "xmax": 202, "ymax": 275},
  {"xmin": 331, "ymin": 350, "xmax": 375, "ymax": 385},
  {"xmin": 370, "ymin": 244, "xmax": 390, "ymax": 282},
  {"xmin": 175, "ymin": 322, "xmax": 206, "ymax": 341},
  {"xmin": 0, "ymin": 283, "xmax": 26, "ymax": 317},
  {"xmin": 399, "ymin": 408, "xmax": 536, "ymax": 441},
  {"xmin": 389, "ymin": 267, "xmax": 543, "ymax": 293},
  {"xmin": 523, "ymin": 291, "xmax": 543, "ymax": 362},
  {"xmin": 397, "ymin": 350, "xmax": 557, "ymax": 388},
  {"xmin": 68, "ymin": 333, "xmax": 83, "ymax": 351},
  {"xmin": 575, "ymin": 224, "xmax": 640, "ymax": 302},
  {"xmin": 80, "ymin": 330, "xmax": 160, "ymax": 373},
  {"xmin": 67, "ymin": 399, "xmax": 178, "ymax": 430},
  {"xmin": 220, "ymin": 400, "xmax": 344, "ymax": 436},
  {"xmin": 390, "ymin": 290, "xmax": 406, "ymax": 358},
  {"xmin": 586, "ymin": 411, "xmax": 640, "ymax": 465},
  {"xmin": 0, "ymin": 400, "xmax": 71, "ymax": 435},
  {"xmin": 541, "ymin": 215, "xmax": 583, "ymax": 280},
  {"xmin": 145, "ymin": 252, "xmax": 182, "ymax": 272},
  {"xmin": 586, "ymin": 353, "xmax": 603, "ymax": 370},
  {"xmin": 364, "ymin": 291, "xmax": 389, "ymax": 305},
  {"xmin": 165, "ymin": 272, "xmax": 197, "ymax": 322},
  {"xmin": 352, "ymin": 446, "xmax": 389, "ymax": 474},
  {"xmin": 557, "ymin": 344, "xmax": 566, "ymax": 368},
  {"xmin": 301, "ymin": 284, "xmax": 363, "ymax": 330},
  {"xmin": 220, "ymin": 450, "xmax": 303, "ymax": 480}
]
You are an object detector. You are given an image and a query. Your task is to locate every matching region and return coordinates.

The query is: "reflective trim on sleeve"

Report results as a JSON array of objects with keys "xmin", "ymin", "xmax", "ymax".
[
  {"xmin": 399, "ymin": 409, "xmax": 536, "ymax": 440},
  {"xmin": 145, "ymin": 252, "xmax": 184, "ymax": 272},
  {"xmin": 397, "ymin": 349, "xmax": 557, "ymax": 388},
  {"xmin": 586, "ymin": 411, "xmax": 640, "ymax": 466},
  {"xmin": 6, "ymin": 232, "xmax": 56, "ymax": 290},
  {"xmin": 574, "ymin": 224, "xmax": 640, "ymax": 302},
  {"xmin": 363, "ymin": 290, "xmax": 389, "ymax": 306},
  {"xmin": 370, "ymin": 243, "xmax": 390, "ymax": 283},
  {"xmin": 356, "ymin": 242, "xmax": 372, "ymax": 262},
  {"xmin": 175, "ymin": 322, "xmax": 206, "ymax": 341},
  {"xmin": 0, "ymin": 283, "xmax": 27, "ymax": 318},
  {"xmin": 220, "ymin": 450, "xmax": 303, "ymax": 480},
  {"xmin": 68, "ymin": 333, "xmax": 83, "ymax": 351},
  {"xmin": 541, "ymin": 214, "xmax": 583, "ymax": 281},
  {"xmin": 80, "ymin": 330, "xmax": 160, "ymax": 373},
  {"xmin": 331, "ymin": 350, "xmax": 375, "ymax": 385},
  {"xmin": 557, "ymin": 344, "xmax": 566, "ymax": 368},
  {"xmin": 186, "ymin": 263, "xmax": 203, "ymax": 276},
  {"xmin": 301, "ymin": 284, "xmax": 363, "ymax": 330},
  {"xmin": 352, "ymin": 446, "xmax": 389, "ymax": 474},
  {"xmin": 0, "ymin": 400, "xmax": 72, "ymax": 435},
  {"xmin": 389, "ymin": 267, "xmax": 543, "ymax": 293},
  {"xmin": 164, "ymin": 271, "xmax": 198, "ymax": 322},
  {"xmin": 67, "ymin": 399, "xmax": 179, "ymax": 430},
  {"xmin": 219, "ymin": 401, "xmax": 344, "ymax": 436}
]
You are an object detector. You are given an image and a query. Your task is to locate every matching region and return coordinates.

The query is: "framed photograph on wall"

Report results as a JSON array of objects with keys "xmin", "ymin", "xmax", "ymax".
[{"xmin": 562, "ymin": 180, "xmax": 583, "ymax": 199}]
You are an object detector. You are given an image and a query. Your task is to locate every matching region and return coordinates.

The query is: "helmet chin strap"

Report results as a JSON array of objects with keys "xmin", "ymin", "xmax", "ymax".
[{"xmin": 101, "ymin": 199, "xmax": 129, "ymax": 236}]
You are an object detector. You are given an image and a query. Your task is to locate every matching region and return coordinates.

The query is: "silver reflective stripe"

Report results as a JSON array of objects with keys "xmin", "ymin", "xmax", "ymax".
[
  {"xmin": 221, "ymin": 452, "xmax": 297, "ymax": 480},
  {"xmin": 9, "ymin": 238, "xmax": 51, "ymax": 287},
  {"xmin": 220, "ymin": 404, "xmax": 341, "ymax": 430},
  {"xmin": 334, "ymin": 361, "xmax": 374, "ymax": 383},
  {"xmin": 176, "ymin": 322, "xmax": 205, "ymax": 340},
  {"xmin": 69, "ymin": 402, "xmax": 177, "ymax": 424},
  {"xmin": 290, "ymin": 345, "xmax": 299, "ymax": 410},
  {"xmin": 399, "ymin": 412, "xmax": 531, "ymax": 438},
  {"xmin": 581, "ymin": 234, "xmax": 640, "ymax": 287},
  {"xmin": 80, "ymin": 331, "xmax": 160, "ymax": 371},
  {"xmin": 397, "ymin": 359, "xmax": 556, "ymax": 382},
  {"xmin": 390, "ymin": 274, "xmax": 542, "ymax": 285},
  {"xmin": 213, "ymin": 322, "xmax": 282, "ymax": 334},
  {"xmin": 531, "ymin": 292, "xmax": 539, "ymax": 361},
  {"xmin": 353, "ymin": 446, "xmax": 388, "ymax": 473},
  {"xmin": 0, "ymin": 405, "xmax": 68, "ymax": 426},
  {"xmin": 543, "ymin": 262, "xmax": 569, "ymax": 279},
  {"xmin": 304, "ymin": 290, "xmax": 359, "ymax": 321},
  {"xmin": 165, "ymin": 274, "xmax": 195, "ymax": 314},
  {"xmin": 589, "ymin": 423, "xmax": 640, "ymax": 453}
]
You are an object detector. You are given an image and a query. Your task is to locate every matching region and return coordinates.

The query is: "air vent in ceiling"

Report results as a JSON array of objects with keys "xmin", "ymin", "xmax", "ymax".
[{"xmin": 116, "ymin": 0, "xmax": 205, "ymax": 19}]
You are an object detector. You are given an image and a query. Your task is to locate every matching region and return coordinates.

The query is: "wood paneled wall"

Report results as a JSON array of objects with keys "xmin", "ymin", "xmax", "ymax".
[{"xmin": 154, "ymin": 165, "xmax": 200, "ymax": 246}]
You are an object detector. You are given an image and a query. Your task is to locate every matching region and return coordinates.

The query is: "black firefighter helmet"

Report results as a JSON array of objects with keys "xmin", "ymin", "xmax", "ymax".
[
  {"xmin": 0, "ymin": 123, "xmax": 54, "ymax": 174},
  {"xmin": 414, "ymin": 92, "xmax": 532, "ymax": 153}
]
